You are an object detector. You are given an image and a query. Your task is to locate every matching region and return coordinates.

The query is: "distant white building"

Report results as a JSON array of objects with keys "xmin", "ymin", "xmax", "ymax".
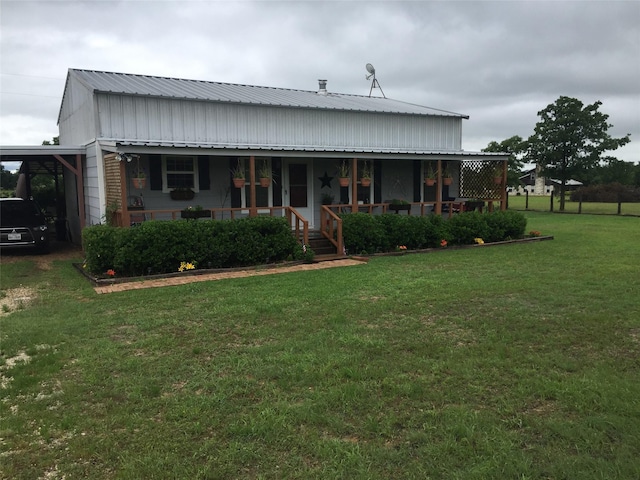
[{"xmin": 513, "ymin": 167, "xmax": 582, "ymax": 195}]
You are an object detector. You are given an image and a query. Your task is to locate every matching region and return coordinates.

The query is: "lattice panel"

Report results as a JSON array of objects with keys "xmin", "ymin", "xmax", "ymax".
[
  {"xmin": 460, "ymin": 160, "xmax": 503, "ymax": 199},
  {"xmin": 104, "ymin": 153, "xmax": 122, "ymax": 209}
]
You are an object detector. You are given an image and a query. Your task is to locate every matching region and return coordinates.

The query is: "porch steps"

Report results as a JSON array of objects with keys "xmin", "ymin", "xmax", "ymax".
[{"xmin": 307, "ymin": 231, "xmax": 339, "ymax": 257}]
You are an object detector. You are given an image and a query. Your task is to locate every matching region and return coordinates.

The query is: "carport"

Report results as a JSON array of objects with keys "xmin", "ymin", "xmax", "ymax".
[{"xmin": 0, "ymin": 146, "xmax": 86, "ymax": 243}]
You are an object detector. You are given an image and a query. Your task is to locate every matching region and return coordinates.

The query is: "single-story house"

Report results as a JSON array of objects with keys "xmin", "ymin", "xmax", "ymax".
[{"xmin": 1, "ymin": 69, "xmax": 509, "ymax": 251}]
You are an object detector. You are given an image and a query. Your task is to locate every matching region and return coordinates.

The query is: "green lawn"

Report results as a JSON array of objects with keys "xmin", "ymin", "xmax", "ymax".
[
  {"xmin": 508, "ymin": 194, "xmax": 640, "ymax": 215},
  {"xmin": 1, "ymin": 212, "xmax": 639, "ymax": 479}
]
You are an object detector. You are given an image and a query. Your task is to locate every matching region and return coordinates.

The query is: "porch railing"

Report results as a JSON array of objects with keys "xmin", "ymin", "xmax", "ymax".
[
  {"xmin": 116, "ymin": 205, "xmax": 309, "ymax": 245},
  {"xmin": 319, "ymin": 205, "xmax": 344, "ymax": 256}
]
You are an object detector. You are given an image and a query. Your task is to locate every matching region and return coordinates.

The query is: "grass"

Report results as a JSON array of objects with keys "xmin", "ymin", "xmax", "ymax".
[
  {"xmin": 508, "ymin": 194, "xmax": 640, "ymax": 215},
  {"xmin": 1, "ymin": 212, "xmax": 639, "ymax": 479}
]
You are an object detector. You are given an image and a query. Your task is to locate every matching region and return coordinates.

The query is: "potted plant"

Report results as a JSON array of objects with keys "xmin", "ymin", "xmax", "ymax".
[
  {"xmin": 258, "ymin": 161, "xmax": 271, "ymax": 188},
  {"xmin": 337, "ymin": 161, "xmax": 350, "ymax": 187},
  {"xmin": 132, "ymin": 169, "xmax": 146, "ymax": 189},
  {"xmin": 321, "ymin": 192, "xmax": 335, "ymax": 205},
  {"xmin": 170, "ymin": 187, "xmax": 195, "ymax": 201},
  {"xmin": 360, "ymin": 162, "xmax": 372, "ymax": 187},
  {"xmin": 425, "ymin": 165, "xmax": 436, "ymax": 186},
  {"xmin": 388, "ymin": 199, "xmax": 411, "ymax": 213},
  {"xmin": 493, "ymin": 165, "xmax": 503, "ymax": 185},
  {"xmin": 180, "ymin": 205, "xmax": 210, "ymax": 219},
  {"xmin": 442, "ymin": 167, "xmax": 453, "ymax": 186},
  {"xmin": 231, "ymin": 163, "xmax": 245, "ymax": 188}
]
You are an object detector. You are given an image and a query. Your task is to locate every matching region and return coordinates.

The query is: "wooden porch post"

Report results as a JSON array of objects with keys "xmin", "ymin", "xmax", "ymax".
[
  {"xmin": 54, "ymin": 153, "xmax": 86, "ymax": 229},
  {"xmin": 500, "ymin": 159, "xmax": 508, "ymax": 211},
  {"xmin": 249, "ymin": 155, "xmax": 257, "ymax": 217},
  {"xmin": 351, "ymin": 157, "xmax": 358, "ymax": 212},
  {"xmin": 76, "ymin": 154, "xmax": 86, "ymax": 228},
  {"xmin": 435, "ymin": 159, "xmax": 442, "ymax": 215},
  {"xmin": 119, "ymin": 158, "xmax": 129, "ymax": 227}
]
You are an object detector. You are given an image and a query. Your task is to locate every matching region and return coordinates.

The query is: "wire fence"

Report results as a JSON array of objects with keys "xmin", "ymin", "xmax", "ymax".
[{"xmin": 507, "ymin": 192, "xmax": 640, "ymax": 216}]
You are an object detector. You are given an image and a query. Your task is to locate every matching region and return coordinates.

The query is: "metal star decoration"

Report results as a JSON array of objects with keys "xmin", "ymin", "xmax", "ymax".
[{"xmin": 318, "ymin": 171, "xmax": 333, "ymax": 189}]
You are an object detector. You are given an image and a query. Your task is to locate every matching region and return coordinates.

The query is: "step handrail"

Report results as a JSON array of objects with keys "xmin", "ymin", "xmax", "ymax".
[
  {"xmin": 286, "ymin": 206, "xmax": 309, "ymax": 246},
  {"xmin": 320, "ymin": 205, "xmax": 344, "ymax": 256}
]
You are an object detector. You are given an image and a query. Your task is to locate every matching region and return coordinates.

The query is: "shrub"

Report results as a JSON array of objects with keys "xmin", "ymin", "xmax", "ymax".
[
  {"xmin": 83, "ymin": 217, "xmax": 298, "ymax": 276},
  {"xmin": 570, "ymin": 183, "xmax": 640, "ymax": 203},
  {"xmin": 339, "ymin": 210, "xmax": 526, "ymax": 253},
  {"xmin": 82, "ymin": 224, "xmax": 120, "ymax": 274},
  {"xmin": 341, "ymin": 213, "xmax": 385, "ymax": 255},
  {"xmin": 484, "ymin": 210, "xmax": 527, "ymax": 243},
  {"xmin": 445, "ymin": 212, "xmax": 491, "ymax": 245}
]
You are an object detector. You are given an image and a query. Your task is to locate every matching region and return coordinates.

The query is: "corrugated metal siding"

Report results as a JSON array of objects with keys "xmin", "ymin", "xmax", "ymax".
[
  {"xmin": 70, "ymin": 69, "xmax": 467, "ymax": 118},
  {"xmin": 96, "ymin": 94, "xmax": 463, "ymax": 151},
  {"xmin": 84, "ymin": 149, "xmax": 101, "ymax": 225},
  {"xmin": 59, "ymin": 75, "xmax": 97, "ymax": 145}
]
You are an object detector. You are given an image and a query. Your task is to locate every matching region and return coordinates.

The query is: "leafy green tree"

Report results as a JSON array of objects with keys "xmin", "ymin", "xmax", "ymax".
[
  {"xmin": 1, "ymin": 164, "xmax": 18, "ymax": 191},
  {"xmin": 482, "ymin": 135, "xmax": 528, "ymax": 186},
  {"xmin": 527, "ymin": 96, "xmax": 630, "ymax": 210},
  {"xmin": 42, "ymin": 136, "xmax": 59, "ymax": 145},
  {"xmin": 588, "ymin": 157, "xmax": 638, "ymax": 186}
]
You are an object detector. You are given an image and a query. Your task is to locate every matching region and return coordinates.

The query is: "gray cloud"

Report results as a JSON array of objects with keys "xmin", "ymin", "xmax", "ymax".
[{"xmin": 1, "ymin": 0, "xmax": 638, "ymax": 162}]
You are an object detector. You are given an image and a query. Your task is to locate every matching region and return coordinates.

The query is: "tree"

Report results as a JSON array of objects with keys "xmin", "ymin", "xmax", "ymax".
[
  {"xmin": 1, "ymin": 164, "xmax": 18, "ymax": 191},
  {"xmin": 527, "ymin": 96, "xmax": 630, "ymax": 210},
  {"xmin": 42, "ymin": 136, "xmax": 59, "ymax": 146},
  {"xmin": 482, "ymin": 135, "xmax": 528, "ymax": 186}
]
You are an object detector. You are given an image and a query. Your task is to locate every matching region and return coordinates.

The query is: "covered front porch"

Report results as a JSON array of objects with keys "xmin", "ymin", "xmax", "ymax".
[{"xmin": 105, "ymin": 149, "xmax": 508, "ymax": 255}]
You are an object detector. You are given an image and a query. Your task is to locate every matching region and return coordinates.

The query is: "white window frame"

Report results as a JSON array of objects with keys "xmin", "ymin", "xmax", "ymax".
[{"xmin": 161, "ymin": 155, "xmax": 199, "ymax": 193}]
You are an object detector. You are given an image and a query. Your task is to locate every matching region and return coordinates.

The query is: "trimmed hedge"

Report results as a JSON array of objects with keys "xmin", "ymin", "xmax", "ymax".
[
  {"xmin": 341, "ymin": 210, "xmax": 527, "ymax": 255},
  {"xmin": 570, "ymin": 183, "xmax": 640, "ymax": 203},
  {"xmin": 82, "ymin": 211, "xmax": 528, "ymax": 276},
  {"xmin": 82, "ymin": 217, "xmax": 301, "ymax": 277}
]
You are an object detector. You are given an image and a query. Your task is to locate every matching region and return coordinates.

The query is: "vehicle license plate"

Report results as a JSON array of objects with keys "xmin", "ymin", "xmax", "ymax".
[{"xmin": 8, "ymin": 233, "xmax": 21, "ymax": 241}]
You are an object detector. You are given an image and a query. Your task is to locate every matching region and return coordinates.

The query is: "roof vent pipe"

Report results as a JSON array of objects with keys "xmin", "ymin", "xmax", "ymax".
[{"xmin": 317, "ymin": 79, "xmax": 327, "ymax": 95}]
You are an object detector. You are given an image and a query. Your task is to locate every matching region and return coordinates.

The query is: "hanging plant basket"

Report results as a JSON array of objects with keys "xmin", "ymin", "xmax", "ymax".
[
  {"xmin": 259, "ymin": 177, "xmax": 271, "ymax": 188},
  {"xmin": 443, "ymin": 177, "xmax": 453, "ymax": 186},
  {"xmin": 170, "ymin": 188, "xmax": 195, "ymax": 201},
  {"xmin": 361, "ymin": 178, "xmax": 371, "ymax": 187},
  {"xmin": 132, "ymin": 177, "xmax": 146, "ymax": 189},
  {"xmin": 233, "ymin": 178, "xmax": 246, "ymax": 188},
  {"xmin": 494, "ymin": 176, "xmax": 503, "ymax": 185},
  {"xmin": 338, "ymin": 177, "xmax": 350, "ymax": 187},
  {"xmin": 425, "ymin": 178, "xmax": 435, "ymax": 187}
]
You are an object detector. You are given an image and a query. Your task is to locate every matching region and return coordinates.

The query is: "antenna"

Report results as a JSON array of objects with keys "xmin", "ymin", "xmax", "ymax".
[{"xmin": 365, "ymin": 63, "xmax": 385, "ymax": 98}]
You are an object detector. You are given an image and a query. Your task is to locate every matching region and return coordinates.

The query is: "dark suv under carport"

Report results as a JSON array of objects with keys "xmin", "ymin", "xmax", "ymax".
[{"xmin": 0, "ymin": 198, "xmax": 50, "ymax": 252}]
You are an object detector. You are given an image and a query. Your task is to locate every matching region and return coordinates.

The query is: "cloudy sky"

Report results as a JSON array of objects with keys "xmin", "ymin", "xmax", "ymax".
[{"xmin": 1, "ymin": 0, "xmax": 639, "ymax": 165}]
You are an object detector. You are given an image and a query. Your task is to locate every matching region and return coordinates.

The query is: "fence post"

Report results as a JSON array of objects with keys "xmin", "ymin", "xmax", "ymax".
[
  {"xmin": 578, "ymin": 192, "xmax": 582, "ymax": 214},
  {"xmin": 550, "ymin": 193, "xmax": 554, "ymax": 212},
  {"xmin": 525, "ymin": 190, "xmax": 529, "ymax": 209},
  {"xmin": 618, "ymin": 194, "xmax": 622, "ymax": 215}
]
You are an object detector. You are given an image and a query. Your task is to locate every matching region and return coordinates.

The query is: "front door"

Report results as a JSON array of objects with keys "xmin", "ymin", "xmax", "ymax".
[{"xmin": 284, "ymin": 161, "xmax": 313, "ymax": 228}]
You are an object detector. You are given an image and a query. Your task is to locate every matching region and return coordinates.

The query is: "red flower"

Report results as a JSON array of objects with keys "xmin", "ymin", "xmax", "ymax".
[
  {"xmin": 440, "ymin": 239, "xmax": 448, "ymax": 247},
  {"xmin": 106, "ymin": 269, "xmax": 116, "ymax": 277}
]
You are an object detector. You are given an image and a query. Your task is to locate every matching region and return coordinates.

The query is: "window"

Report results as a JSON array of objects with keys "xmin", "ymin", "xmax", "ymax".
[
  {"xmin": 239, "ymin": 158, "xmax": 273, "ymax": 209},
  {"xmin": 162, "ymin": 156, "xmax": 199, "ymax": 192}
]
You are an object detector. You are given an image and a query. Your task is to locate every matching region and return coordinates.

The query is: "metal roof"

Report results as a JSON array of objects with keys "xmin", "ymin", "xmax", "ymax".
[{"xmin": 67, "ymin": 69, "xmax": 469, "ymax": 118}]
